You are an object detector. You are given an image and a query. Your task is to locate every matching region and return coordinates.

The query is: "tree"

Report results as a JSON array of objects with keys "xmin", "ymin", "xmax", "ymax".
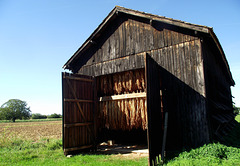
[{"xmin": 0, "ymin": 99, "xmax": 31, "ymax": 122}]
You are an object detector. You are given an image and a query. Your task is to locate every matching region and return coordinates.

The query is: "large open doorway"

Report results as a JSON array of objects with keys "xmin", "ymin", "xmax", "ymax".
[{"xmin": 62, "ymin": 54, "xmax": 165, "ymax": 166}]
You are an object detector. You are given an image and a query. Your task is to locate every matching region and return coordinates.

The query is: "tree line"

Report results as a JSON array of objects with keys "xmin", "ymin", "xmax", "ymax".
[
  {"xmin": 0, "ymin": 99, "xmax": 61, "ymax": 122},
  {"xmin": 1, "ymin": 99, "xmax": 239, "ymax": 122}
]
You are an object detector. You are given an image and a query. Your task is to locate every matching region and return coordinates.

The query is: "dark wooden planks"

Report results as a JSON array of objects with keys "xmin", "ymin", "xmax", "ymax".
[
  {"xmin": 79, "ymin": 52, "xmax": 146, "ymax": 76},
  {"xmin": 62, "ymin": 73, "xmax": 96, "ymax": 155},
  {"xmin": 202, "ymin": 38, "xmax": 234, "ymax": 139},
  {"xmin": 158, "ymin": 58, "xmax": 209, "ymax": 149},
  {"xmin": 80, "ymin": 38, "xmax": 206, "ymax": 99},
  {"xmin": 138, "ymin": 39, "xmax": 209, "ymax": 149}
]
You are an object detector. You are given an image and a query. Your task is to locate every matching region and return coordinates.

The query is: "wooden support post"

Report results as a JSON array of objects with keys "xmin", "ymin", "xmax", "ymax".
[{"xmin": 161, "ymin": 112, "xmax": 168, "ymax": 163}]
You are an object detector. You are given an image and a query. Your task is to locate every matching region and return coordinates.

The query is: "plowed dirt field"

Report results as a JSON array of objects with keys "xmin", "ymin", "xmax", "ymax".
[{"xmin": 0, "ymin": 121, "xmax": 62, "ymax": 141}]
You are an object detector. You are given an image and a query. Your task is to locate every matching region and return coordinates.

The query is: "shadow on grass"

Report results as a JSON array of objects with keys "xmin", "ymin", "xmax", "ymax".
[
  {"xmin": 163, "ymin": 118, "xmax": 240, "ymax": 164},
  {"xmin": 66, "ymin": 117, "xmax": 240, "ymax": 165},
  {"xmin": 220, "ymin": 120, "xmax": 240, "ymax": 148},
  {"xmin": 67, "ymin": 143, "xmax": 148, "ymax": 158}
]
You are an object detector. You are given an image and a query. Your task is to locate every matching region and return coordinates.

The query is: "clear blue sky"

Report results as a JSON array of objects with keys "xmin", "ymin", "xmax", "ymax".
[{"xmin": 0, "ymin": 0, "xmax": 239, "ymax": 115}]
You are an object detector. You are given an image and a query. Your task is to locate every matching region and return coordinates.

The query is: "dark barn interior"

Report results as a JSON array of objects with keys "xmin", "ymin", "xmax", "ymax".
[
  {"xmin": 95, "ymin": 69, "xmax": 148, "ymax": 145},
  {"xmin": 62, "ymin": 6, "xmax": 235, "ymax": 166}
]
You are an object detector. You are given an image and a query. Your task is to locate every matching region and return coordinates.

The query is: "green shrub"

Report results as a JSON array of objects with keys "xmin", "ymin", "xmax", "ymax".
[
  {"xmin": 233, "ymin": 105, "xmax": 240, "ymax": 115},
  {"xmin": 236, "ymin": 115, "xmax": 240, "ymax": 123},
  {"xmin": 47, "ymin": 113, "xmax": 62, "ymax": 118},
  {"xmin": 166, "ymin": 143, "xmax": 240, "ymax": 165},
  {"xmin": 31, "ymin": 113, "xmax": 47, "ymax": 119}
]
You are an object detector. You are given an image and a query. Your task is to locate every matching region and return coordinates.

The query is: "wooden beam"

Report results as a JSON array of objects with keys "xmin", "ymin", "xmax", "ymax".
[
  {"xmin": 99, "ymin": 92, "xmax": 146, "ymax": 101},
  {"xmin": 161, "ymin": 112, "xmax": 168, "ymax": 163},
  {"xmin": 64, "ymin": 145, "xmax": 93, "ymax": 152},
  {"xmin": 64, "ymin": 99, "xmax": 94, "ymax": 103},
  {"xmin": 64, "ymin": 76, "xmax": 93, "ymax": 82},
  {"xmin": 64, "ymin": 122, "xmax": 93, "ymax": 128}
]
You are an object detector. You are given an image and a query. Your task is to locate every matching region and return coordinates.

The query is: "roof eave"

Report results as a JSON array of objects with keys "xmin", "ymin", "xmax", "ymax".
[
  {"xmin": 63, "ymin": 7, "xmax": 119, "ymax": 70},
  {"xmin": 208, "ymin": 28, "xmax": 235, "ymax": 86}
]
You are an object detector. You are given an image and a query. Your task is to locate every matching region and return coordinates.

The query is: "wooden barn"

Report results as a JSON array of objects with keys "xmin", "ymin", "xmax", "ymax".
[{"xmin": 62, "ymin": 6, "xmax": 235, "ymax": 165}]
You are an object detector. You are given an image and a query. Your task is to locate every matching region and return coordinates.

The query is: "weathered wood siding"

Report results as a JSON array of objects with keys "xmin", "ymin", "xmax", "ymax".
[
  {"xmin": 160, "ymin": 64, "xmax": 209, "ymax": 149},
  {"xmin": 78, "ymin": 16, "xmax": 205, "ymax": 95},
  {"xmin": 203, "ymin": 42, "xmax": 232, "ymax": 111},
  {"xmin": 83, "ymin": 17, "xmax": 197, "ymax": 65},
  {"xmin": 202, "ymin": 41, "xmax": 234, "ymax": 137},
  {"xmin": 148, "ymin": 39, "xmax": 205, "ymax": 96}
]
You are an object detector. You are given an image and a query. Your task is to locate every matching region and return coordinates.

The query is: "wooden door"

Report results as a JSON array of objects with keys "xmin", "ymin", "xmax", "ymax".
[
  {"xmin": 145, "ymin": 53, "xmax": 164, "ymax": 166},
  {"xmin": 62, "ymin": 72, "xmax": 96, "ymax": 155}
]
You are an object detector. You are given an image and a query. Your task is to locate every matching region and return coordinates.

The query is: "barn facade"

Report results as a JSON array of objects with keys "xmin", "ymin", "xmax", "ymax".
[{"xmin": 62, "ymin": 6, "xmax": 235, "ymax": 165}]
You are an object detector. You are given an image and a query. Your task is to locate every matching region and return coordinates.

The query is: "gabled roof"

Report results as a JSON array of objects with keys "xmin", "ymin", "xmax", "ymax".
[{"xmin": 63, "ymin": 6, "xmax": 234, "ymax": 85}]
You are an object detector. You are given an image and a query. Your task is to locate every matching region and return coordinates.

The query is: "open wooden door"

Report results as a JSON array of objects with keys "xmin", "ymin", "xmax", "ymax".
[
  {"xmin": 145, "ymin": 53, "xmax": 165, "ymax": 166},
  {"xmin": 62, "ymin": 72, "xmax": 96, "ymax": 155}
]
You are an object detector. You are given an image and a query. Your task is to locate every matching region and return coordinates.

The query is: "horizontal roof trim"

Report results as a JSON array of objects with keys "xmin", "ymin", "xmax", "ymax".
[{"xmin": 116, "ymin": 6, "xmax": 210, "ymax": 33}]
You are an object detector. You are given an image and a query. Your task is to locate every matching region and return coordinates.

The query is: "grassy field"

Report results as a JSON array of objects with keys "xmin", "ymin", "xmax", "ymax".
[
  {"xmin": 0, "ymin": 138, "xmax": 147, "ymax": 166},
  {"xmin": 0, "ymin": 120, "xmax": 148, "ymax": 166},
  {"xmin": 0, "ymin": 115, "xmax": 240, "ymax": 165}
]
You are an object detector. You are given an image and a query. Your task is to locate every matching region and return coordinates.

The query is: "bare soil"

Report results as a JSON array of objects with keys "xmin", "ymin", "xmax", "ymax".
[
  {"xmin": 96, "ymin": 143, "xmax": 148, "ymax": 159},
  {"xmin": 0, "ymin": 121, "xmax": 62, "ymax": 141}
]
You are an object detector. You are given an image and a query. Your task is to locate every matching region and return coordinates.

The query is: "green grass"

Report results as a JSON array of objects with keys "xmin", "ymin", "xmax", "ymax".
[
  {"xmin": 0, "ymin": 118, "xmax": 62, "ymax": 123},
  {"xmin": 221, "ymin": 114, "xmax": 240, "ymax": 148},
  {"xmin": 0, "ymin": 136, "xmax": 147, "ymax": 166},
  {"xmin": 165, "ymin": 143, "xmax": 240, "ymax": 166}
]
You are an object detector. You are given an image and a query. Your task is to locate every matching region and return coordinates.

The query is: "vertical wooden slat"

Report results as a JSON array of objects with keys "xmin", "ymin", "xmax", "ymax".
[
  {"xmin": 167, "ymin": 30, "xmax": 172, "ymax": 46},
  {"xmin": 130, "ymin": 19, "xmax": 134, "ymax": 55},
  {"xmin": 163, "ymin": 29, "xmax": 168, "ymax": 47},
  {"xmin": 125, "ymin": 20, "xmax": 130, "ymax": 56}
]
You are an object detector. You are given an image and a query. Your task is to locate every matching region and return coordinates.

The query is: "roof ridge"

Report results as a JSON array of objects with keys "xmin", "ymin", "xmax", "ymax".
[{"xmin": 115, "ymin": 6, "xmax": 212, "ymax": 32}]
